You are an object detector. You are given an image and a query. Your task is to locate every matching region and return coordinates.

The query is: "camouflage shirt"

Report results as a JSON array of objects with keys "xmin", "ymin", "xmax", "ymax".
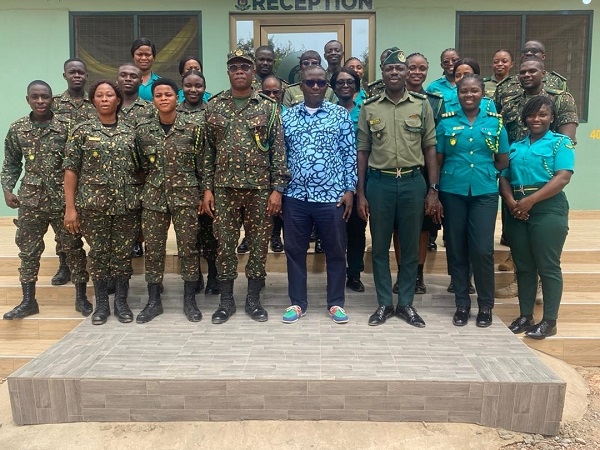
[
  {"xmin": 366, "ymin": 79, "xmax": 385, "ymax": 98},
  {"xmin": 203, "ymin": 89, "xmax": 289, "ymax": 192},
  {"xmin": 2, "ymin": 113, "xmax": 71, "ymax": 212},
  {"xmin": 494, "ymin": 72, "xmax": 568, "ymax": 114},
  {"xmin": 52, "ymin": 90, "xmax": 96, "ymax": 124},
  {"xmin": 137, "ymin": 114, "xmax": 202, "ymax": 213},
  {"xmin": 64, "ymin": 118, "xmax": 142, "ymax": 214},
  {"xmin": 118, "ymin": 97, "xmax": 155, "ymax": 128},
  {"xmin": 497, "ymin": 86, "xmax": 579, "ymax": 144}
]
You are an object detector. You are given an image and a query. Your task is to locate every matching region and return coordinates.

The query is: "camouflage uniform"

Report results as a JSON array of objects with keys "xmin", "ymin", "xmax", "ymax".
[
  {"xmin": 52, "ymin": 90, "xmax": 96, "ymax": 123},
  {"xmin": 63, "ymin": 118, "xmax": 142, "ymax": 281},
  {"xmin": 119, "ymin": 97, "xmax": 155, "ymax": 128},
  {"xmin": 177, "ymin": 102, "xmax": 218, "ymax": 263},
  {"xmin": 494, "ymin": 72, "xmax": 568, "ymax": 114},
  {"xmin": 137, "ymin": 114, "xmax": 202, "ymax": 284},
  {"xmin": 497, "ymin": 86, "xmax": 578, "ymax": 144},
  {"xmin": 366, "ymin": 79, "xmax": 385, "ymax": 98},
  {"xmin": 203, "ymin": 89, "xmax": 288, "ymax": 281},
  {"xmin": 1, "ymin": 114, "xmax": 88, "ymax": 283}
]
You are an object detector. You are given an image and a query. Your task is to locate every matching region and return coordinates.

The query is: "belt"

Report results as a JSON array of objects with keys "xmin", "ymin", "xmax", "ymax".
[
  {"xmin": 369, "ymin": 166, "xmax": 421, "ymax": 178},
  {"xmin": 512, "ymin": 184, "xmax": 545, "ymax": 195}
]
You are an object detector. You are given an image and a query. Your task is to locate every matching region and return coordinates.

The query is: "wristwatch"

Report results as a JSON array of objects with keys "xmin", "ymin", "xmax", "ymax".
[{"xmin": 429, "ymin": 183, "xmax": 440, "ymax": 192}]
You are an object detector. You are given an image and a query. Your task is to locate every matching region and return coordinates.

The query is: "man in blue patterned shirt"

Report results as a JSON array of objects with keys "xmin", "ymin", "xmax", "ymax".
[{"xmin": 280, "ymin": 65, "xmax": 357, "ymax": 324}]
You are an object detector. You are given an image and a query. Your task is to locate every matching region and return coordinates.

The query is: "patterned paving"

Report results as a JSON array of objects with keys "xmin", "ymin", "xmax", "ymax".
[{"xmin": 8, "ymin": 273, "xmax": 565, "ymax": 434}]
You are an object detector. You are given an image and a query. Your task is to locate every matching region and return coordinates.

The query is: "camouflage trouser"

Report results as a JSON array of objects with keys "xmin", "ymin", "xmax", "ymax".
[
  {"xmin": 79, "ymin": 210, "xmax": 140, "ymax": 281},
  {"xmin": 213, "ymin": 188, "xmax": 271, "ymax": 281},
  {"xmin": 143, "ymin": 207, "xmax": 199, "ymax": 283},
  {"xmin": 197, "ymin": 213, "xmax": 218, "ymax": 261},
  {"xmin": 16, "ymin": 206, "xmax": 88, "ymax": 283}
]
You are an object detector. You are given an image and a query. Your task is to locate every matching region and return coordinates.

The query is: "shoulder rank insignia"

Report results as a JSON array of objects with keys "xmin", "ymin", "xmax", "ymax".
[
  {"xmin": 482, "ymin": 76, "xmax": 492, "ymax": 82},
  {"xmin": 364, "ymin": 94, "xmax": 381, "ymax": 105},
  {"xmin": 408, "ymin": 91, "xmax": 427, "ymax": 100},
  {"xmin": 551, "ymin": 71, "xmax": 567, "ymax": 81},
  {"xmin": 425, "ymin": 91, "xmax": 443, "ymax": 99},
  {"xmin": 441, "ymin": 111, "xmax": 457, "ymax": 118},
  {"xmin": 207, "ymin": 91, "xmax": 224, "ymax": 102},
  {"xmin": 545, "ymin": 87, "xmax": 565, "ymax": 95},
  {"xmin": 486, "ymin": 111, "xmax": 502, "ymax": 118}
]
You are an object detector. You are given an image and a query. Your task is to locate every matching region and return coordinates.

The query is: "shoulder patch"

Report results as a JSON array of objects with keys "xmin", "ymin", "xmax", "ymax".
[
  {"xmin": 287, "ymin": 81, "xmax": 301, "ymax": 87},
  {"xmin": 482, "ymin": 76, "xmax": 492, "ymax": 82},
  {"xmin": 545, "ymin": 87, "xmax": 564, "ymax": 95},
  {"xmin": 496, "ymin": 75, "xmax": 515, "ymax": 87},
  {"xmin": 367, "ymin": 79, "xmax": 383, "ymax": 88},
  {"xmin": 207, "ymin": 91, "xmax": 224, "ymax": 102},
  {"xmin": 408, "ymin": 91, "xmax": 427, "ymax": 100},
  {"xmin": 425, "ymin": 91, "xmax": 443, "ymax": 99},
  {"xmin": 551, "ymin": 71, "xmax": 567, "ymax": 81},
  {"xmin": 441, "ymin": 111, "xmax": 457, "ymax": 118},
  {"xmin": 364, "ymin": 94, "xmax": 381, "ymax": 105},
  {"xmin": 486, "ymin": 112, "xmax": 502, "ymax": 118}
]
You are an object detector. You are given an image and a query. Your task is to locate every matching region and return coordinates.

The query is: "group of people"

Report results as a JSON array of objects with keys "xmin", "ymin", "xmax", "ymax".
[{"xmin": 1, "ymin": 37, "xmax": 576, "ymax": 339}]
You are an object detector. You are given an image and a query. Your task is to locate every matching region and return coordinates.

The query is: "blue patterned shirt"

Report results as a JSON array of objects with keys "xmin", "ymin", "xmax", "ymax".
[{"xmin": 282, "ymin": 101, "xmax": 357, "ymax": 203}]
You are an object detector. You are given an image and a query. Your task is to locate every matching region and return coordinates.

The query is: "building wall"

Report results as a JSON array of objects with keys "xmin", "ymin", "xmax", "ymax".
[{"xmin": 0, "ymin": 0, "xmax": 597, "ymax": 215}]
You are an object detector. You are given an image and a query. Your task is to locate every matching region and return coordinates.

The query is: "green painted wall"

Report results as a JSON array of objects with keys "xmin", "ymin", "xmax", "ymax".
[{"xmin": 0, "ymin": 0, "xmax": 597, "ymax": 216}]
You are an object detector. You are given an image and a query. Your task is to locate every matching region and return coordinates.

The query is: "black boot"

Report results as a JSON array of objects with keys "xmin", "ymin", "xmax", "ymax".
[
  {"xmin": 114, "ymin": 276, "xmax": 133, "ymax": 323},
  {"xmin": 212, "ymin": 280, "xmax": 236, "ymax": 324},
  {"xmin": 205, "ymin": 259, "xmax": 220, "ymax": 295},
  {"xmin": 136, "ymin": 283, "xmax": 163, "ymax": 324},
  {"xmin": 3, "ymin": 282, "xmax": 39, "ymax": 320},
  {"xmin": 184, "ymin": 281, "xmax": 202, "ymax": 322},
  {"xmin": 51, "ymin": 252, "xmax": 71, "ymax": 286},
  {"xmin": 107, "ymin": 277, "xmax": 116, "ymax": 295},
  {"xmin": 91, "ymin": 279, "xmax": 110, "ymax": 325},
  {"xmin": 74, "ymin": 282, "xmax": 93, "ymax": 317},
  {"xmin": 195, "ymin": 267, "xmax": 205, "ymax": 294},
  {"xmin": 245, "ymin": 278, "xmax": 268, "ymax": 322}
]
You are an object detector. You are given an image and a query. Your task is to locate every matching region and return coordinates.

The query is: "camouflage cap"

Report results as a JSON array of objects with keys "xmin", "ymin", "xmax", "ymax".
[
  {"xmin": 227, "ymin": 48, "xmax": 254, "ymax": 64},
  {"xmin": 381, "ymin": 49, "xmax": 407, "ymax": 66}
]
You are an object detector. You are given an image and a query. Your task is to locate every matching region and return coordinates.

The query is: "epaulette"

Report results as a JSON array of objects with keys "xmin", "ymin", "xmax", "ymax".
[
  {"xmin": 486, "ymin": 111, "xmax": 502, "ymax": 118},
  {"xmin": 287, "ymin": 81, "xmax": 301, "ymax": 87},
  {"xmin": 545, "ymin": 87, "xmax": 565, "ymax": 95},
  {"xmin": 258, "ymin": 93, "xmax": 276, "ymax": 102},
  {"xmin": 367, "ymin": 79, "xmax": 383, "ymax": 88},
  {"xmin": 441, "ymin": 111, "xmax": 457, "ymax": 118},
  {"xmin": 424, "ymin": 91, "xmax": 443, "ymax": 100},
  {"xmin": 496, "ymin": 75, "xmax": 515, "ymax": 88},
  {"xmin": 551, "ymin": 71, "xmax": 567, "ymax": 82},
  {"xmin": 207, "ymin": 91, "xmax": 224, "ymax": 102},
  {"xmin": 408, "ymin": 91, "xmax": 427, "ymax": 100},
  {"xmin": 363, "ymin": 94, "xmax": 381, "ymax": 105},
  {"xmin": 482, "ymin": 76, "xmax": 492, "ymax": 82}
]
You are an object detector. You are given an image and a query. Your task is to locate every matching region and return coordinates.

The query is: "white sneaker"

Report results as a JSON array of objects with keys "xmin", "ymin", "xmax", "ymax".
[
  {"xmin": 535, "ymin": 282, "xmax": 543, "ymax": 305},
  {"xmin": 495, "ymin": 280, "xmax": 518, "ymax": 298}
]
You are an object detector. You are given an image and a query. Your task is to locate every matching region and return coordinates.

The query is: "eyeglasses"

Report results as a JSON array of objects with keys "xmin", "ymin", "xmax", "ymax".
[
  {"xmin": 261, "ymin": 89, "xmax": 281, "ymax": 96},
  {"xmin": 335, "ymin": 79, "xmax": 355, "ymax": 87},
  {"xmin": 228, "ymin": 63, "xmax": 252, "ymax": 73},
  {"xmin": 442, "ymin": 58, "xmax": 459, "ymax": 66},
  {"xmin": 301, "ymin": 60, "xmax": 320, "ymax": 67},
  {"xmin": 521, "ymin": 47, "xmax": 543, "ymax": 55},
  {"xmin": 303, "ymin": 79, "xmax": 328, "ymax": 88}
]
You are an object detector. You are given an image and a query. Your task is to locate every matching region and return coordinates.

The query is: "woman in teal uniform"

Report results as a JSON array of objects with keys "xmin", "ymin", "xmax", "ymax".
[
  {"xmin": 132, "ymin": 38, "xmax": 160, "ymax": 101},
  {"xmin": 426, "ymin": 48, "xmax": 460, "ymax": 103},
  {"xmin": 445, "ymin": 58, "xmax": 496, "ymax": 114},
  {"xmin": 177, "ymin": 56, "xmax": 212, "ymax": 104},
  {"xmin": 436, "ymin": 74, "xmax": 509, "ymax": 327},
  {"xmin": 500, "ymin": 96, "xmax": 575, "ymax": 339}
]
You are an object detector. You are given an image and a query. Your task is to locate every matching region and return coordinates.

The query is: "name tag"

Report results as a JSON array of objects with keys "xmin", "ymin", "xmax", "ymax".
[
  {"xmin": 88, "ymin": 137, "xmax": 101, "ymax": 142},
  {"xmin": 369, "ymin": 119, "xmax": 381, "ymax": 125},
  {"xmin": 452, "ymin": 126, "xmax": 464, "ymax": 131}
]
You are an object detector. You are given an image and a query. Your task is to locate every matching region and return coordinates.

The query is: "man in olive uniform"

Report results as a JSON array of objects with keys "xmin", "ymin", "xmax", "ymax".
[
  {"xmin": 136, "ymin": 78, "xmax": 203, "ymax": 324},
  {"xmin": 494, "ymin": 40, "xmax": 568, "ymax": 114},
  {"xmin": 282, "ymin": 50, "xmax": 337, "ymax": 108},
  {"xmin": 365, "ymin": 47, "xmax": 400, "ymax": 98},
  {"xmin": 202, "ymin": 48, "xmax": 289, "ymax": 324},
  {"xmin": 252, "ymin": 45, "xmax": 289, "ymax": 92},
  {"xmin": 2, "ymin": 80, "xmax": 91, "ymax": 319},
  {"xmin": 50, "ymin": 58, "xmax": 96, "ymax": 285},
  {"xmin": 356, "ymin": 49, "xmax": 441, "ymax": 328},
  {"xmin": 117, "ymin": 63, "xmax": 154, "ymax": 127}
]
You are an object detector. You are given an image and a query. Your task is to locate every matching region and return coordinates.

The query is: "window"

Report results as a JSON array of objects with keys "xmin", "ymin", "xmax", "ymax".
[
  {"xmin": 70, "ymin": 12, "xmax": 202, "ymax": 83},
  {"xmin": 457, "ymin": 11, "xmax": 592, "ymax": 121}
]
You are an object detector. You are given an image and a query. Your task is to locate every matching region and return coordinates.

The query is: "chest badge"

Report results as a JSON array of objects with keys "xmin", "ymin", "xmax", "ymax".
[
  {"xmin": 92, "ymin": 151, "xmax": 98, "ymax": 157},
  {"xmin": 450, "ymin": 136, "xmax": 457, "ymax": 146},
  {"xmin": 28, "ymin": 154, "xmax": 35, "ymax": 161},
  {"xmin": 149, "ymin": 156, "xmax": 155, "ymax": 163}
]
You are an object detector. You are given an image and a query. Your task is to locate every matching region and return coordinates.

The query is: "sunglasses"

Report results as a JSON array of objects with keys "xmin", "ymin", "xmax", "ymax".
[
  {"xmin": 228, "ymin": 63, "xmax": 252, "ymax": 73},
  {"xmin": 335, "ymin": 79, "xmax": 355, "ymax": 87},
  {"xmin": 303, "ymin": 79, "xmax": 328, "ymax": 88},
  {"xmin": 301, "ymin": 60, "xmax": 320, "ymax": 67},
  {"xmin": 262, "ymin": 89, "xmax": 281, "ymax": 96},
  {"xmin": 521, "ymin": 47, "xmax": 543, "ymax": 54}
]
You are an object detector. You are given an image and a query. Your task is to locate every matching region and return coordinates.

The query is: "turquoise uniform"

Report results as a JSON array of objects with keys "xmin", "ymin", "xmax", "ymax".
[
  {"xmin": 445, "ymin": 95, "xmax": 497, "ymax": 115},
  {"xmin": 436, "ymin": 107, "xmax": 509, "ymax": 312},
  {"xmin": 503, "ymin": 131, "xmax": 575, "ymax": 322},
  {"xmin": 426, "ymin": 76, "xmax": 455, "ymax": 104},
  {"xmin": 138, "ymin": 72, "xmax": 161, "ymax": 102},
  {"xmin": 355, "ymin": 89, "xmax": 367, "ymax": 107}
]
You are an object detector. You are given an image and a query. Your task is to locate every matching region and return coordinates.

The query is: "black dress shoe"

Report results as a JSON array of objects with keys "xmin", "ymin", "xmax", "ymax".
[
  {"xmin": 393, "ymin": 271, "xmax": 400, "ymax": 294},
  {"xmin": 508, "ymin": 315, "xmax": 533, "ymax": 334},
  {"xmin": 314, "ymin": 239, "xmax": 324, "ymax": 253},
  {"xmin": 415, "ymin": 274, "xmax": 426, "ymax": 294},
  {"xmin": 468, "ymin": 283, "xmax": 476, "ymax": 294},
  {"xmin": 132, "ymin": 241, "xmax": 144, "ymax": 258},
  {"xmin": 368, "ymin": 305, "xmax": 395, "ymax": 326},
  {"xmin": 270, "ymin": 235, "xmax": 284, "ymax": 252},
  {"xmin": 452, "ymin": 307, "xmax": 470, "ymax": 326},
  {"xmin": 447, "ymin": 281, "xmax": 454, "ymax": 293},
  {"xmin": 346, "ymin": 276, "xmax": 365, "ymax": 292},
  {"xmin": 500, "ymin": 235, "xmax": 509, "ymax": 246},
  {"xmin": 396, "ymin": 305, "xmax": 425, "ymax": 328},
  {"xmin": 427, "ymin": 238, "xmax": 437, "ymax": 251},
  {"xmin": 476, "ymin": 307, "xmax": 493, "ymax": 328},
  {"xmin": 525, "ymin": 320, "xmax": 557, "ymax": 340},
  {"xmin": 237, "ymin": 237, "xmax": 249, "ymax": 254}
]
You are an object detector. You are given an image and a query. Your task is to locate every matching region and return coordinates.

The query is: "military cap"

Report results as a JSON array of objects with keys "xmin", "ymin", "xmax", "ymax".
[
  {"xmin": 227, "ymin": 48, "xmax": 254, "ymax": 64},
  {"xmin": 381, "ymin": 49, "xmax": 407, "ymax": 66}
]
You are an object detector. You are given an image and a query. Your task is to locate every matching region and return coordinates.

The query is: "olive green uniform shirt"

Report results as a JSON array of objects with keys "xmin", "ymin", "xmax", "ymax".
[
  {"xmin": 357, "ymin": 90, "xmax": 437, "ymax": 168},
  {"xmin": 52, "ymin": 90, "xmax": 96, "ymax": 124},
  {"xmin": 118, "ymin": 97, "xmax": 154, "ymax": 128},
  {"xmin": 494, "ymin": 72, "xmax": 568, "ymax": 114}
]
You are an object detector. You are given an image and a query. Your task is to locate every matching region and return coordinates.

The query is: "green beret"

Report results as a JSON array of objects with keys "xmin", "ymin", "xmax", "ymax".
[{"xmin": 381, "ymin": 49, "xmax": 407, "ymax": 66}]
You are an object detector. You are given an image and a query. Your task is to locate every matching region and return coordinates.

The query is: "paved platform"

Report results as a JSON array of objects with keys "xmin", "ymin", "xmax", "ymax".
[{"xmin": 8, "ymin": 273, "xmax": 565, "ymax": 434}]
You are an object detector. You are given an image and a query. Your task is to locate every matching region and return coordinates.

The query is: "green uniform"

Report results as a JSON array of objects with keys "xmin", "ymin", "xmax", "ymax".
[
  {"xmin": 366, "ymin": 79, "xmax": 385, "ymax": 98},
  {"xmin": 177, "ymin": 101, "xmax": 218, "ymax": 263},
  {"xmin": 1, "ymin": 113, "xmax": 88, "ymax": 283},
  {"xmin": 483, "ymin": 76, "xmax": 501, "ymax": 99},
  {"xmin": 52, "ymin": 90, "xmax": 96, "ymax": 123},
  {"xmin": 357, "ymin": 90, "xmax": 436, "ymax": 308},
  {"xmin": 63, "ymin": 119, "xmax": 142, "ymax": 281},
  {"xmin": 494, "ymin": 72, "xmax": 568, "ymax": 114},
  {"xmin": 137, "ymin": 114, "xmax": 202, "ymax": 284},
  {"xmin": 497, "ymin": 86, "xmax": 578, "ymax": 144},
  {"xmin": 502, "ymin": 131, "xmax": 575, "ymax": 321},
  {"xmin": 118, "ymin": 97, "xmax": 154, "ymax": 128},
  {"xmin": 203, "ymin": 89, "xmax": 288, "ymax": 281},
  {"xmin": 282, "ymin": 82, "xmax": 337, "ymax": 108}
]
